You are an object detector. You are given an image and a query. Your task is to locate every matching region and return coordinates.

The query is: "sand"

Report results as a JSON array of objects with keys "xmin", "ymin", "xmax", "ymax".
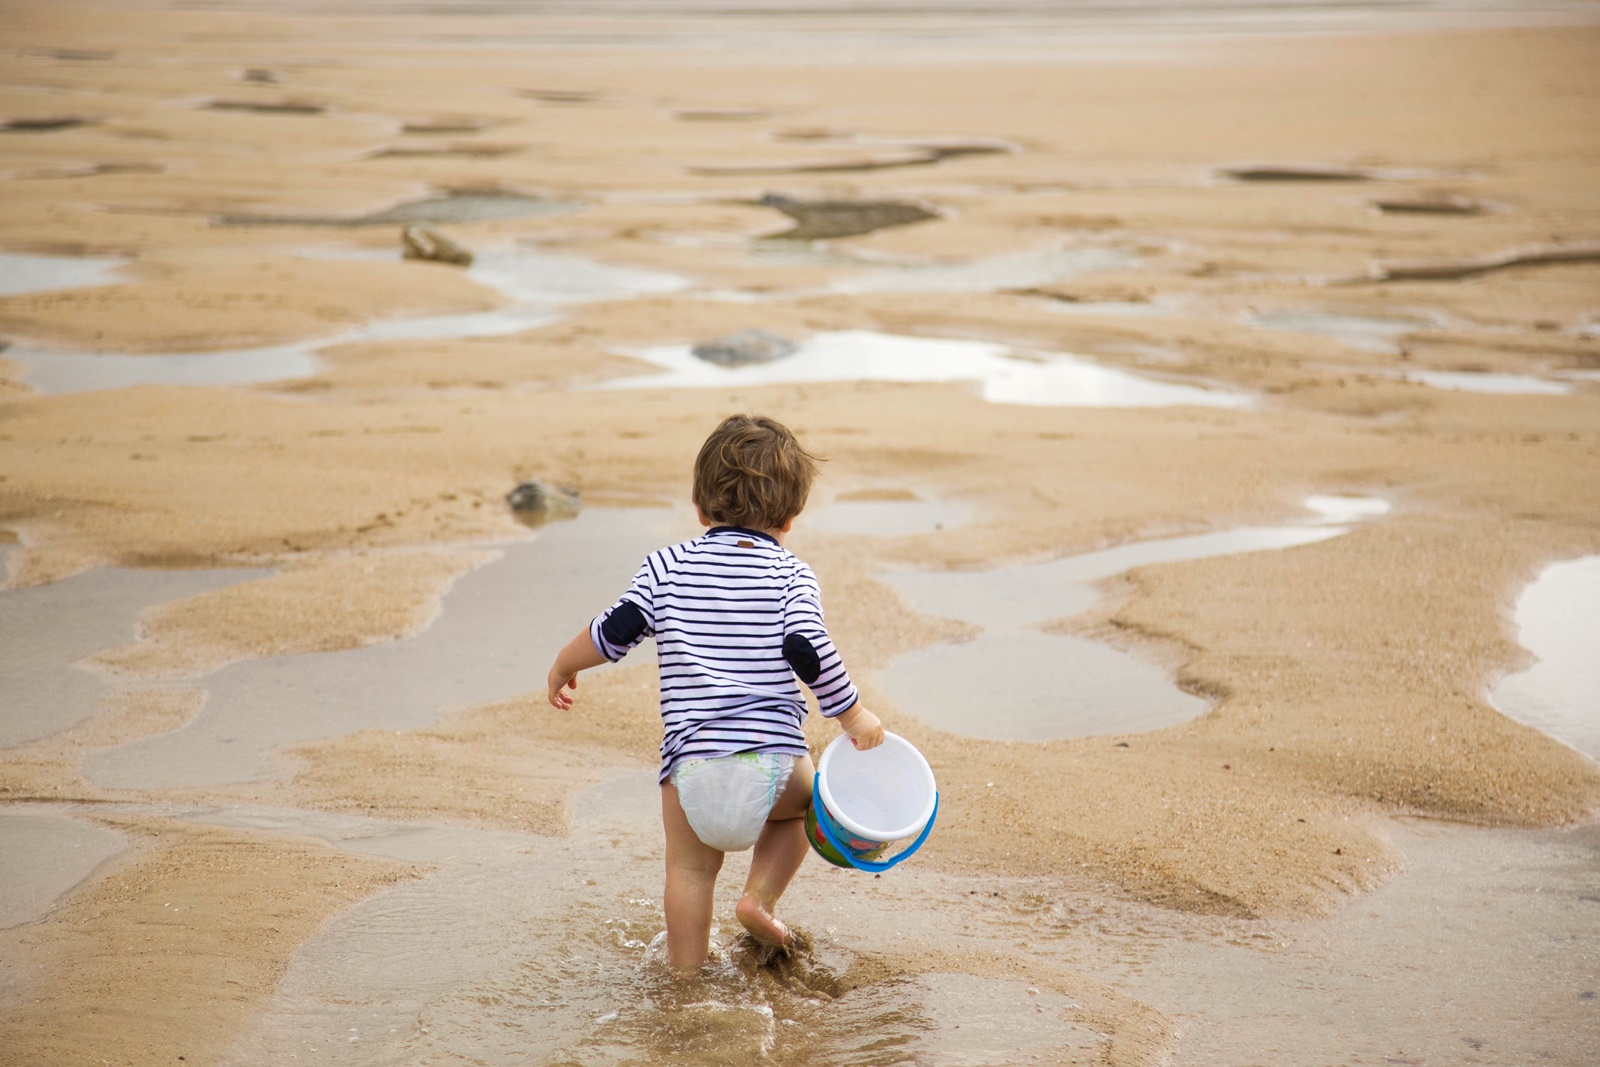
[{"xmin": 1, "ymin": 1, "xmax": 1598, "ymax": 1063}]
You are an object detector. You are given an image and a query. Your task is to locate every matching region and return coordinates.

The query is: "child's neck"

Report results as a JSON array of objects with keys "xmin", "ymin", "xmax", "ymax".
[{"xmin": 702, "ymin": 517, "xmax": 792, "ymax": 546}]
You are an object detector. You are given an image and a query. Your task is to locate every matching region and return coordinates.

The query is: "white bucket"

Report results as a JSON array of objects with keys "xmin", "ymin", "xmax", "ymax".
[{"xmin": 812, "ymin": 731, "xmax": 937, "ymax": 870}]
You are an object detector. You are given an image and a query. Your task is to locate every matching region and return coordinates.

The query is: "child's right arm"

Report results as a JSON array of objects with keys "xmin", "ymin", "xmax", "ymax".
[
  {"xmin": 835, "ymin": 704, "xmax": 884, "ymax": 750},
  {"xmin": 546, "ymin": 627, "xmax": 607, "ymax": 710}
]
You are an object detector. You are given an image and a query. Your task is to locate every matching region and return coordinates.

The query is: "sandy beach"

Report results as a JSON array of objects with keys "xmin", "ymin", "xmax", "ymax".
[{"xmin": 2, "ymin": 1, "xmax": 1598, "ymax": 1063}]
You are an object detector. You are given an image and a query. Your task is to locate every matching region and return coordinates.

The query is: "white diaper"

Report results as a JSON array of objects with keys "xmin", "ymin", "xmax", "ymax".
[{"xmin": 670, "ymin": 752, "xmax": 795, "ymax": 852}]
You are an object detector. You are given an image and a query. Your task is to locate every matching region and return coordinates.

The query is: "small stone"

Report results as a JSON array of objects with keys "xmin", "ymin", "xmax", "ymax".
[
  {"xmin": 757, "ymin": 193, "xmax": 939, "ymax": 241},
  {"xmin": 691, "ymin": 328, "xmax": 799, "ymax": 367},
  {"xmin": 401, "ymin": 225, "xmax": 473, "ymax": 267},
  {"xmin": 506, "ymin": 481, "xmax": 580, "ymax": 525}
]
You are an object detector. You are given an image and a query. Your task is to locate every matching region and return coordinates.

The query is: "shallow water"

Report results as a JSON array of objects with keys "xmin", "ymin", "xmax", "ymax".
[
  {"xmin": 0, "ymin": 810, "xmax": 127, "ymax": 927},
  {"xmin": 86, "ymin": 508, "xmax": 686, "ymax": 790},
  {"xmin": 0, "ymin": 251, "xmax": 128, "ymax": 296},
  {"xmin": 218, "ymin": 190, "xmax": 574, "ymax": 227},
  {"xmin": 1490, "ymin": 555, "xmax": 1600, "ymax": 761},
  {"xmin": 9, "ymin": 249, "xmax": 685, "ymax": 394},
  {"xmin": 607, "ymin": 330, "xmax": 1248, "ymax": 409},
  {"xmin": 214, "ymin": 771, "xmax": 1105, "ymax": 1067},
  {"xmin": 1247, "ymin": 308, "xmax": 1432, "ymax": 353},
  {"xmin": 0, "ymin": 564, "xmax": 263, "ymax": 748},
  {"xmin": 1398, "ymin": 368, "xmax": 1572, "ymax": 395},
  {"xmin": 831, "ymin": 245, "xmax": 1132, "ymax": 294},
  {"xmin": 879, "ymin": 496, "xmax": 1388, "ymax": 740}
]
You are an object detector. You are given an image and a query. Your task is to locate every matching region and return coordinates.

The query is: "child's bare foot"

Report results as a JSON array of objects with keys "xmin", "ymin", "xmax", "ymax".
[{"xmin": 735, "ymin": 892, "xmax": 790, "ymax": 946}]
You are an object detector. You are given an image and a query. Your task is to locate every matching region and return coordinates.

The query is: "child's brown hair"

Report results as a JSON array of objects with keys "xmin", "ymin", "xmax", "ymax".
[{"xmin": 693, "ymin": 414, "xmax": 820, "ymax": 531}]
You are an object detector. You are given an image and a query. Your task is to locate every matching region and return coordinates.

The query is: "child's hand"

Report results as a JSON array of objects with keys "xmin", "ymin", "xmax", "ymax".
[
  {"xmin": 547, "ymin": 669, "xmax": 579, "ymax": 710},
  {"xmin": 838, "ymin": 706, "xmax": 884, "ymax": 750},
  {"xmin": 547, "ymin": 627, "xmax": 608, "ymax": 711}
]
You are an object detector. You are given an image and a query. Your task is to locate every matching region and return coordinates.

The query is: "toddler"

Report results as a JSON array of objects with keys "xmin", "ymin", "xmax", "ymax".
[{"xmin": 546, "ymin": 413, "xmax": 883, "ymax": 973}]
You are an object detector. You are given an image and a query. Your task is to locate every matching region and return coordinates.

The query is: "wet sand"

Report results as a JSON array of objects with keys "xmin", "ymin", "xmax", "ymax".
[{"xmin": 2, "ymin": 1, "xmax": 1599, "ymax": 1063}]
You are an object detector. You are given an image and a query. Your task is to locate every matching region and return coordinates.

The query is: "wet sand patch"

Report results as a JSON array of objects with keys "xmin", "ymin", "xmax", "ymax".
[
  {"xmin": 0, "ymin": 564, "xmax": 262, "ymax": 747},
  {"xmin": 217, "ymin": 771, "xmax": 1168, "ymax": 1067},
  {"xmin": 0, "ymin": 816, "xmax": 412, "ymax": 1067},
  {"xmin": 85, "ymin": 547, "xmax": 497, "ymax": 681},
  {"xmin": 0, "ymin": 255, "xmax": 503, "ymax": 354},
  {"xmin": 880, "ymin": 497, "xmax": 1386, "ymax": 741},
  {"xmin": 83, "ymin": 509, "xmax": 683, "ymax": 791},
  {"xmin": 0, "ymin": 810, "xmax": 126, "ymax": 928}
]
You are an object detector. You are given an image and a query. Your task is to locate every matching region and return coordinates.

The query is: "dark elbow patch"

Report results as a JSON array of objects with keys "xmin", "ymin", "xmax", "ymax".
[
  {"xmin": 600, "ymin": 601, "xmax": 647, "ymax": 647},
  {"xmin": 783, "ymin": 632, "xmax": 822, "ymax": 685}
]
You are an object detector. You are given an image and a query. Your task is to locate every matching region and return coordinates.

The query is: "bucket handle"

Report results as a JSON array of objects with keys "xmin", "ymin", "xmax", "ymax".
[{"xmin": 811, "ymin": 773, "xmax": 938, "ymax": 874}]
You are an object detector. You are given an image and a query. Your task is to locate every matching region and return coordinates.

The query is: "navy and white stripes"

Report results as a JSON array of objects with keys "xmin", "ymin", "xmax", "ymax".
[{"xmin": 590, "ymin": 525, "xmax": 859, "ymax": 782}]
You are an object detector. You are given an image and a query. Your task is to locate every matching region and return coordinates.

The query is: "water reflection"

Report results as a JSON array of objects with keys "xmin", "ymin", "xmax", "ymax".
[{"xmin": 606, "ymin": 330, "xmax": 1248, "ymax": 409}]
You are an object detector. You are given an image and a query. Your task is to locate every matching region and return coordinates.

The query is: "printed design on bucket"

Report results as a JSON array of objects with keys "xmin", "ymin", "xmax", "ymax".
[{"xmin": 805, "ymin": 732, "xmax": 938, "ymax": 873}]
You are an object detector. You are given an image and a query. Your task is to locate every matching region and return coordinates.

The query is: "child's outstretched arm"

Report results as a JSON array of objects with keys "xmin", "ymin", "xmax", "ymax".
[
  {"xmin": 835, "ymin": 704, "xmax": 884, "ymax": 750},
  {"xmin": 547, "ymin": 627, "xmax": 607, "ymax": 710}
]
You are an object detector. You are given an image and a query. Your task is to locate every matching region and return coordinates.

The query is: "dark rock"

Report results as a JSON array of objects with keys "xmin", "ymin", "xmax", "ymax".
[
  {"xmin": 368, "ymin": 143, "xmax": 523, "ymax": 160},
  {"xmin": 691, "ymin": 150, "xmax": 941, "ymax": 176},
  {"xmin": 401, "ymin": 120, "xmax": 489, "ymax": 135},
  {"xmin": 757, "ymin": 193, "xmax": 939, "ymax": 241},
  {"xmin": 27, "ymin": 48, "xmax": 114, "ymax": 61},
  {"xmin": 401, "ymin": 225, "xmax": 473, "ymax": 267},
  {"xmin": 507, "ymin": 481, "xmax": 580, "ymax": 525},
  {"xmin": 0, "ymin": 116, "xmax": 96, "ymax": 133},
  {"xmin": 1364, "ymin": 240, "xmax": 1600, "ymax": 283},
  {"xmin": 691, "ymin": 328, "xmax": 799, "ymax": 367},
  {"xmin": 1217, "ymin": 162, "xmax": 1378, "ymax": 182},
  {"xmin": 1370, "ymin": 194, "xmax": 1485, "ymax": 216},
  {"xmin": 204, "ymin": 98, "xmax": 326, "ymax": 115},
  {"xmin": 672, "ymin": 107, "xmax": 768, "ymax": 122},
  {"xmin": 515, "ymin": 87, "xmax": 599, "ymax": 104}
]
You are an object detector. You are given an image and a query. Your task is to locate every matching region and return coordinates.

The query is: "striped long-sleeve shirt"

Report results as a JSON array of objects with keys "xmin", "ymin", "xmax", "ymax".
[{"xmin": 589, "ymin": 525, "xmax": 859, "ymax": 782}]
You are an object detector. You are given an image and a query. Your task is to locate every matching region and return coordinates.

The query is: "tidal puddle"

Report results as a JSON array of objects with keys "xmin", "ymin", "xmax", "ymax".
[
  {"xmin": 86, "ymin": 508, "xmax": 687, "ymax": 790},
  {"xmin": 10, "ymin": 250, "xmax": 685, "ymax": 394},
  {"xmin": 0, "ymin": 809, "xmax": 127, "ymax": 928},
  {"xmin": 831, "ymin": 244, "xmax": 1132, "ymax": 294},
  {"xmin": 1397, "ymin": 368, "xmax": 1571, "ymax": 395},
  {"xmin": 1490, "ymin": 555, "xmax": 1600, "ymax": 761},
  {"xmin": 803, "ymin": 490, "xmax": 968, "ymax": 537},
  {"xmin": 0, "ymin": 564, "xmax": 263, "ymax": 748},
  {"xmin": 879, "ymin": 496, "xmax": 1389, "ymax": 740},
  {"xmin": 10, "ymin": 345, "xmax": 323, "ymax": 394},
  {"xmin": 216, "ymin": 771, "xmax": 1104, "ymax": 1067},
  {"xmin": 1041, "ymin": 296, "xmax": 1176, "ymax": 318},
  {"xmin": 1247, "ymin": 308, "xmax": 1433, "ymax": 353},
  {"xmin": 0, "ymin": 251, "xmax": 128, "ymax": 296},
  {"xmin": 217, "ymin": 189, "xmax": 575, "ymax": 227},
  {"xmin": 606, "ymin": 330, "xmax": 1248, "ymax": 409}
]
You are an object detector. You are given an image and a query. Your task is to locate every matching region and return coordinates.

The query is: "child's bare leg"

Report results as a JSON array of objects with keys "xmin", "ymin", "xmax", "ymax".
[
  {"xmin": 735, "ymin": 755, "xmax": 815, "ymax": 945},
  {"xmin": 661, "ymin": 782, "xmax": 724, "ymax": 973}
]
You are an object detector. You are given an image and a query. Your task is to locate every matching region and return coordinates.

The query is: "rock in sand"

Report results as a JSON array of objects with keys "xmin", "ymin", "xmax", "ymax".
[
  {"xmin": 400, "ymin": 225, "xmax": 473, "ymax": 266},
  {"xmin": 506, "ymin": 481, "xmax": 581, "ymax": 524},
  {"xmin": 757, "ymin": 193, "xmax": 939, "ymax": 241},
  {"xmin": 691, "ymin": 329, "xmax": 800, "ymax": 367}
]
